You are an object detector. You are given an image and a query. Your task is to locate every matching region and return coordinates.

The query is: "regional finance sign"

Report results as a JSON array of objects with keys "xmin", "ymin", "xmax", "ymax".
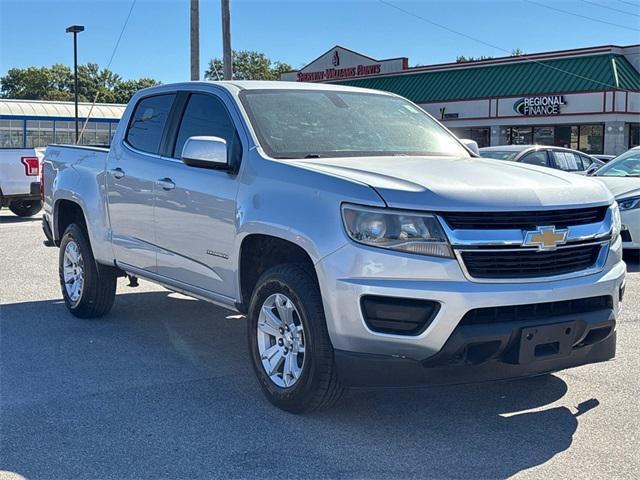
[{"xmin": 514, "ymin": 95, "xmax": 566, "ymax": 115}]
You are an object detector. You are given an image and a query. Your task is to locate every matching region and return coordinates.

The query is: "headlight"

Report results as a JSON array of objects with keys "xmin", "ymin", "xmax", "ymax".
[
  {"xmin": 341, "ymin": 204, "xmax": 453, "ymax": 258},
  {"xmin": 611, "ymin": 202, "xmax": 621, "ymax": 243},
  {"xmin": 617, "ymin": 195, "xmax": 640, "ymax": 211}
]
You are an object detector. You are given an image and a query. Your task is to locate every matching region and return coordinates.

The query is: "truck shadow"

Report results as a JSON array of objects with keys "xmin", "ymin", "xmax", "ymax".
[
  {"xmin": 0, "ymin": 214, "xmax": 42, "ymax": 224},
  {"xmin": 1, "ymin": 290, "xmax": 599, "ymax": 479}
]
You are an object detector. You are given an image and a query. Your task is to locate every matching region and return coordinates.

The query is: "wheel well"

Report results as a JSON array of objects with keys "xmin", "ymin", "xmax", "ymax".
[
  {"xmin": 56, "ymin": 200, "xmax": 87, "ymax": 243},
  {"xmin": 238, "ymin": 234, "xmax": 316, "ymax": 313}
]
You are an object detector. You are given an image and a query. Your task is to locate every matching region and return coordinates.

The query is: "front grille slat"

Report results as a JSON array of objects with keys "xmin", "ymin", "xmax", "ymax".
[
  {"xmin": 461, "ymin": 245, "xmax": 602, "ymax": 279},
  {"xmin": 442, "ymin": 206, "xmax": 608, "ymax": 230}
]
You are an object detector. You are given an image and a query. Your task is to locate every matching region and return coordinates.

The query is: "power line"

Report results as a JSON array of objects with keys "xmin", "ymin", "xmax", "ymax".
[
  {"xmin": 377, "ymin": 0, "xmax": 630, "ymax": 92},
  {"xmin": 78, "ymin": 0, "xmax": 138, "ymax": 143},
  {"xmin": 617, "ymin": 0, "xmax": 640, "ymax": 8},
  {"xmin": 582, "ymin": 0, "xmax": 640, "ymax": 17},
  {"xmin": 525, "ymin": 0, "xmax": 640, "ymax": 32}
]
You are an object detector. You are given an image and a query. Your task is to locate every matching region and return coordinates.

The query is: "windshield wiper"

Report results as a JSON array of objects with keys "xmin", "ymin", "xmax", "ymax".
[{"xmin": 304, "ymin": 154, "xmax": 323, "ymax": 159}]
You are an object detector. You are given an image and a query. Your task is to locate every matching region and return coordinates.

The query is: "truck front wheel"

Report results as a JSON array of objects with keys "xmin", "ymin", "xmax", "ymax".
[
  {"xmin": 59, "ymin": 224, "xmax": 117, "ymax": 318},
  {"xmin": 9, "ymin": 199, "xmax": 42, "ymax": 217},
  {"xmin": 247, "ymin": 264, "xmax": 343, "ymax": 413}
]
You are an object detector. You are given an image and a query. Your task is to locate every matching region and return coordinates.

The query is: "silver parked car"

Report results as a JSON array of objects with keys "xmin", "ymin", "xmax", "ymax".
[
  {"xmin": 480, "ymin": 145, "xmax": 604, "ymax": 175},
  {"xmin": 592, "ymin": 147, "xmax": 640, "ymax": 251}
]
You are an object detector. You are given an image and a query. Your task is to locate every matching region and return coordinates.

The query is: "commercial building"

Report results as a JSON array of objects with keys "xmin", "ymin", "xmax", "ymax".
[
  {"xmin": 0, "ymin": 99, "xmax": 125, "ymax": 148},
  {"xmin": 281, "ymin": 45, "xmax": 640, "ymax": 155}
]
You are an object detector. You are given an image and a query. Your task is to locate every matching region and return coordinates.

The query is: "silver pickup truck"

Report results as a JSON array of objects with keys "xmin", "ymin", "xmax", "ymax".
[{"xmin": 43, "ymin": 81, "xmax": 626, "ymax": 412}]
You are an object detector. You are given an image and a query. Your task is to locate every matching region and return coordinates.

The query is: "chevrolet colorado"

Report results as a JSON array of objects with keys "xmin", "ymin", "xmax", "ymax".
[{"xmin": 43, "ymin": 82, "xmax": 626, "ymax": 412}]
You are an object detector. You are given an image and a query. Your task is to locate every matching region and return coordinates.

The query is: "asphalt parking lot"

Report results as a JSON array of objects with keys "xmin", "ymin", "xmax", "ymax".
[{"xmin": 1, "ymin": 210, "xmax": 639, "ymax": 480}]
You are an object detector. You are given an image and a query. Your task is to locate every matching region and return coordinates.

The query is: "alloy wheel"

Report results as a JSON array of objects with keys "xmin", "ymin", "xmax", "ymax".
[{"xmin": 257, "ymin": 293, "xmax": 306, "ymax": 388}]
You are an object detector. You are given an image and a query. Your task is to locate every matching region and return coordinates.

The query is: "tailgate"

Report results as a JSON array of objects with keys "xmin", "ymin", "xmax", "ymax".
[{"xmin": 0, "ymin": 149, "xmax": 42, "ymax": 196}]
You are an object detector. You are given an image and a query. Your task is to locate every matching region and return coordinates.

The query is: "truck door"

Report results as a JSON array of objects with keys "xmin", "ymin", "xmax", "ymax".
[
  {"xmin": 153, "ymin": 91, "xmax": 241, "ymax": 298},
  {"xmin": 106, "ymin": 93, "xmax": 176, "ymax": 272}
]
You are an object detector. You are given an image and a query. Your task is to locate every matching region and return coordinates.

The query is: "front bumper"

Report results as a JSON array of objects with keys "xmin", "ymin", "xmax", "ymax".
[
  {"xmin": 316, "ymin": 237, "xmax": 625, "ymax": 374},
  {"xmin": 336, "ymin": 308, "xmax": 616, "ymax": 387}
]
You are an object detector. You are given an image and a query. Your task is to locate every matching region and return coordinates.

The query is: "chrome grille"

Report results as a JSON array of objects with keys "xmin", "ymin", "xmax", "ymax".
[
  {"xmin": 441, "ymin": 206, "xmax": 608, "ymax": 230},
  {"xmin": 440, "ymin": 204, "xmax": 613, "ymax": 282},
  {"xmin": 460, "ymin": 244, "xmax": 604, "ymax": 279}
]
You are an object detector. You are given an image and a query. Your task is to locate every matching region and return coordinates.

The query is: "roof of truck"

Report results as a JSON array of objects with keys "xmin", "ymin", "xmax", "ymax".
[{"xmin": 149, "ymin": 80, "xmax": 393, "ymax": 96}]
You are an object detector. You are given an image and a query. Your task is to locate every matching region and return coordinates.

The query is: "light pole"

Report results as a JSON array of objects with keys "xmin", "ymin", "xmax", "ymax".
[
  {"xmin": 190, "ymin": 0, "xmax": 199, "ymax": 80},
  {"xmin": 66, "ymin": 25, "xmax": 84, "ymax": 143},
  {"xmin": 221, "ymin": 0, "xmax": 232, "ymax": 80}
]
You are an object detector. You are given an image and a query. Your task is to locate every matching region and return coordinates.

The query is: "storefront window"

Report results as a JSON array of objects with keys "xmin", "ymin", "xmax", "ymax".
[
  {"xmin": 0, "ymin": 119, "xmax": 25, "ymax": 148},
  {"xmin": 96, "ymin": 122, "xmax": 110, "ymax": 145},
  {"xmin": 54, "ymin": 121, "xmax": 76, "ymax": 145},
  {"xmin": 26, "ymin": 120, "xmax": 54, "ymax": 148},
  {"xmin": 578, "ymin": 125, "xmax": 603, "ymax": 154},
  {"xmin": 79, "ymin": 121, "xmax": 97, "ymax": 145},
  {"xmin": 451, "ymin": 127, "xmax": 490, "ymax": 148},
  {"xmin": 509, "ymin": 127, "xmax": 532, "ymax": 145},
  {"xmin": 629, "ymin": 123, "xmax": 639, "ymax": 149},
  {"xmin": 554, "ymin": 125, "xmax": 577, "ymax": 149},
  {"xmin": 533, "ymin": 126, "xmax": 554, "ymax": 146},
  {"xmin": 109, "ymin": 122, "xmax": 118, "ymax": 143},
  {"xmin": 507, "ymin": 124, "xmax": 604, "ymax": 154}
]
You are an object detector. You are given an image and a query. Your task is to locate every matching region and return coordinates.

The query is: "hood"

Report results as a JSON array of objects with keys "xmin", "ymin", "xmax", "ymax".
[
  {"xmin": 292, "ymin": 156, "xmax": 613, "ymax": 211},
  {"xmin": 592, "ymin": 176, "xmax": 640, "ymax": 200}
]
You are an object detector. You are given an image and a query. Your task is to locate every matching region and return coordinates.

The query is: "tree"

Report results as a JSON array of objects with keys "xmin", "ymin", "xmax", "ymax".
[
  {"xmin": 456, "ymin": 55, "xmax": 494, "ymax": 63},
  {"xmin": 456, "ymin": 49, "xmax": 525, "ymax": 63},
  {"xmin": 113, "ymin": 78, "xmax": 160, "ymax": 103},
  {"xmin": 205, "ymin": 50, "xmax": 292, "ymax": 81},
  {"xmin": 0, "ymin": 64, "xmax": 159, "ymax": 103}
]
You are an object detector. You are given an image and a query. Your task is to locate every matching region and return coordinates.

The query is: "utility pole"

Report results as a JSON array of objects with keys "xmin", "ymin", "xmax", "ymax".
[
  {"xmin": 66, "ymin": 25, "xmax": 84, "ymax": 143},
  {"xmin": 221, "ymin": 0, "xmax": 233, "ymax": 80},
  {"xmin": 190, "ymin": 0, "xmax": 200, "ymax": 80}
]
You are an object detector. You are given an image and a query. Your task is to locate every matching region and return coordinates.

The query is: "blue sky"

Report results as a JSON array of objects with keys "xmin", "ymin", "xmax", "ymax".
[{"xmin": 1, "ymin": 0, "xmax": 639, "ymax": 83}]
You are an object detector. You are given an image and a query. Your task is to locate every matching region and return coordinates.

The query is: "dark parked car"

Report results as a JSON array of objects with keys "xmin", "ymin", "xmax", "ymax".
[{"xmin": 480, "ymin": 145, "xmax": 604, "ymax": 175}]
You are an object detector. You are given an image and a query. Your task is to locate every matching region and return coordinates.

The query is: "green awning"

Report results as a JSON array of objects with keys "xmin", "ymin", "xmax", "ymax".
[{"xmin": 336, "ymin": 54, "xmax": 640, "ymax": 103}]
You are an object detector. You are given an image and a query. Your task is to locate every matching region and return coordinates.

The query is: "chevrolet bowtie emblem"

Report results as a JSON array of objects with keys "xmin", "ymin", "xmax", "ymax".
[{"xmin": 523, "ymin": 226, "xmax": 568, "ymax": 251}]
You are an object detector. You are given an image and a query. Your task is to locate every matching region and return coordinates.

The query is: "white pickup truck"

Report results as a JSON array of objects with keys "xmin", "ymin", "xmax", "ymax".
[
  {"xmin": 43, "ymin": 81, "xmax": 626, "ymax": 412},
  {"xmin": 0, "ymin": 148, "xmax": 43, "ymax": 217}
]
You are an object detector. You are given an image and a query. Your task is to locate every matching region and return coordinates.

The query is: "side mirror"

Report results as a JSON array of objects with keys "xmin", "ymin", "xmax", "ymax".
[
  {"xmin": 460, "ymin": 138, "xmax": 480, "ymax": 156},
  {"xmin": 181, "ymin": 136, "xmax": 228, "ymax": 170},
  {"xmin": 586, "ymin": 164, "xmax": 599, "ymax": 176}
]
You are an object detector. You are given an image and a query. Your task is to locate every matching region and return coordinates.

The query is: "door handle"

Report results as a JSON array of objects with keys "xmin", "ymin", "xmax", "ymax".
[
  {"xmin": 157, "ymin": 178, "xmax": 175, "ymax": 191},
  {"xmin": 109, "ymin": 167, "xmax": 125, "ymax": 179}
]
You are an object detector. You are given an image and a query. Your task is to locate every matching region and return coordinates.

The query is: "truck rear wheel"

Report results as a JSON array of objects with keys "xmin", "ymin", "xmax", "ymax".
[
  {"xmin": 9, "ymin": 199, "xmax": 42, "ymax": 217},
  {"xmin": 247, "ymin": 264, "xmax": 343, "ymax": 413},
  {"xmin": 59, "ymin": 224, "xmax": 117, "ymax": 318}
]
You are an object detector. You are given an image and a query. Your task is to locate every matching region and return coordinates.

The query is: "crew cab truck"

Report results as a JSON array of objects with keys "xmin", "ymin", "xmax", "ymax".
[
  {"xmin": 43, "ymin": 82, "xmax": 626, "ymax": 412},
  {"xmin": 1, "ymin": 148, "xmax": 43, "ymax": 217}
]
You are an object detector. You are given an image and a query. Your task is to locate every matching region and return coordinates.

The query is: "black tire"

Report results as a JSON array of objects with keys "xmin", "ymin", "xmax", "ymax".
[
  {"xmin": 9, "ymin": 199, "xmax": 42, "ymax": 217},
  {"xmin": 247, "ymin": 264, "xmax": 343, "ymax": 413},
  {"xmin": 59, "ymin": 223, "xmax": 117, "ymax": 318}
]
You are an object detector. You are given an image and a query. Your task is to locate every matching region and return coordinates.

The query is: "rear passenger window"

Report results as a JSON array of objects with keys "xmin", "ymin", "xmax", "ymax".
[
  {"xmin": 173, "ymin": 93, "xmax": 241, "ymax": 165},
  {"xmin": 521, "ymin": 151, "xmax": 549, "ymax": 167},
  {"xmin": 126, "ymin": 94, "xmax": 175, "ymax": 154},
  {"xmin": 552, "ymin": 151, "xmax": 580, "ymax": 171},
  {"xmin": 579, "ymin": 154, "xmax": 593, "ymax": 170}
]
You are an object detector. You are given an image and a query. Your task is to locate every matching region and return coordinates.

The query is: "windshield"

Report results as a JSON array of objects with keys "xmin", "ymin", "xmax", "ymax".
[
  {"xmin": 239, "ymin": 89, "xmax": 469, "ymax": 159},
  {"xmin": 480, "ymin": 150, "xmax": 519, "ymax": 161},
  {"xmin": 595, "ymin": 149, "xmax": 640, "ymax": 177}
]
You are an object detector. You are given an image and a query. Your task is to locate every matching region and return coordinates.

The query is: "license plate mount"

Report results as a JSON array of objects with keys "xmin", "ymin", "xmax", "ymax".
[{"xmin": 519, "ymin": 322, "xmax": 576, "ymax": 364}]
